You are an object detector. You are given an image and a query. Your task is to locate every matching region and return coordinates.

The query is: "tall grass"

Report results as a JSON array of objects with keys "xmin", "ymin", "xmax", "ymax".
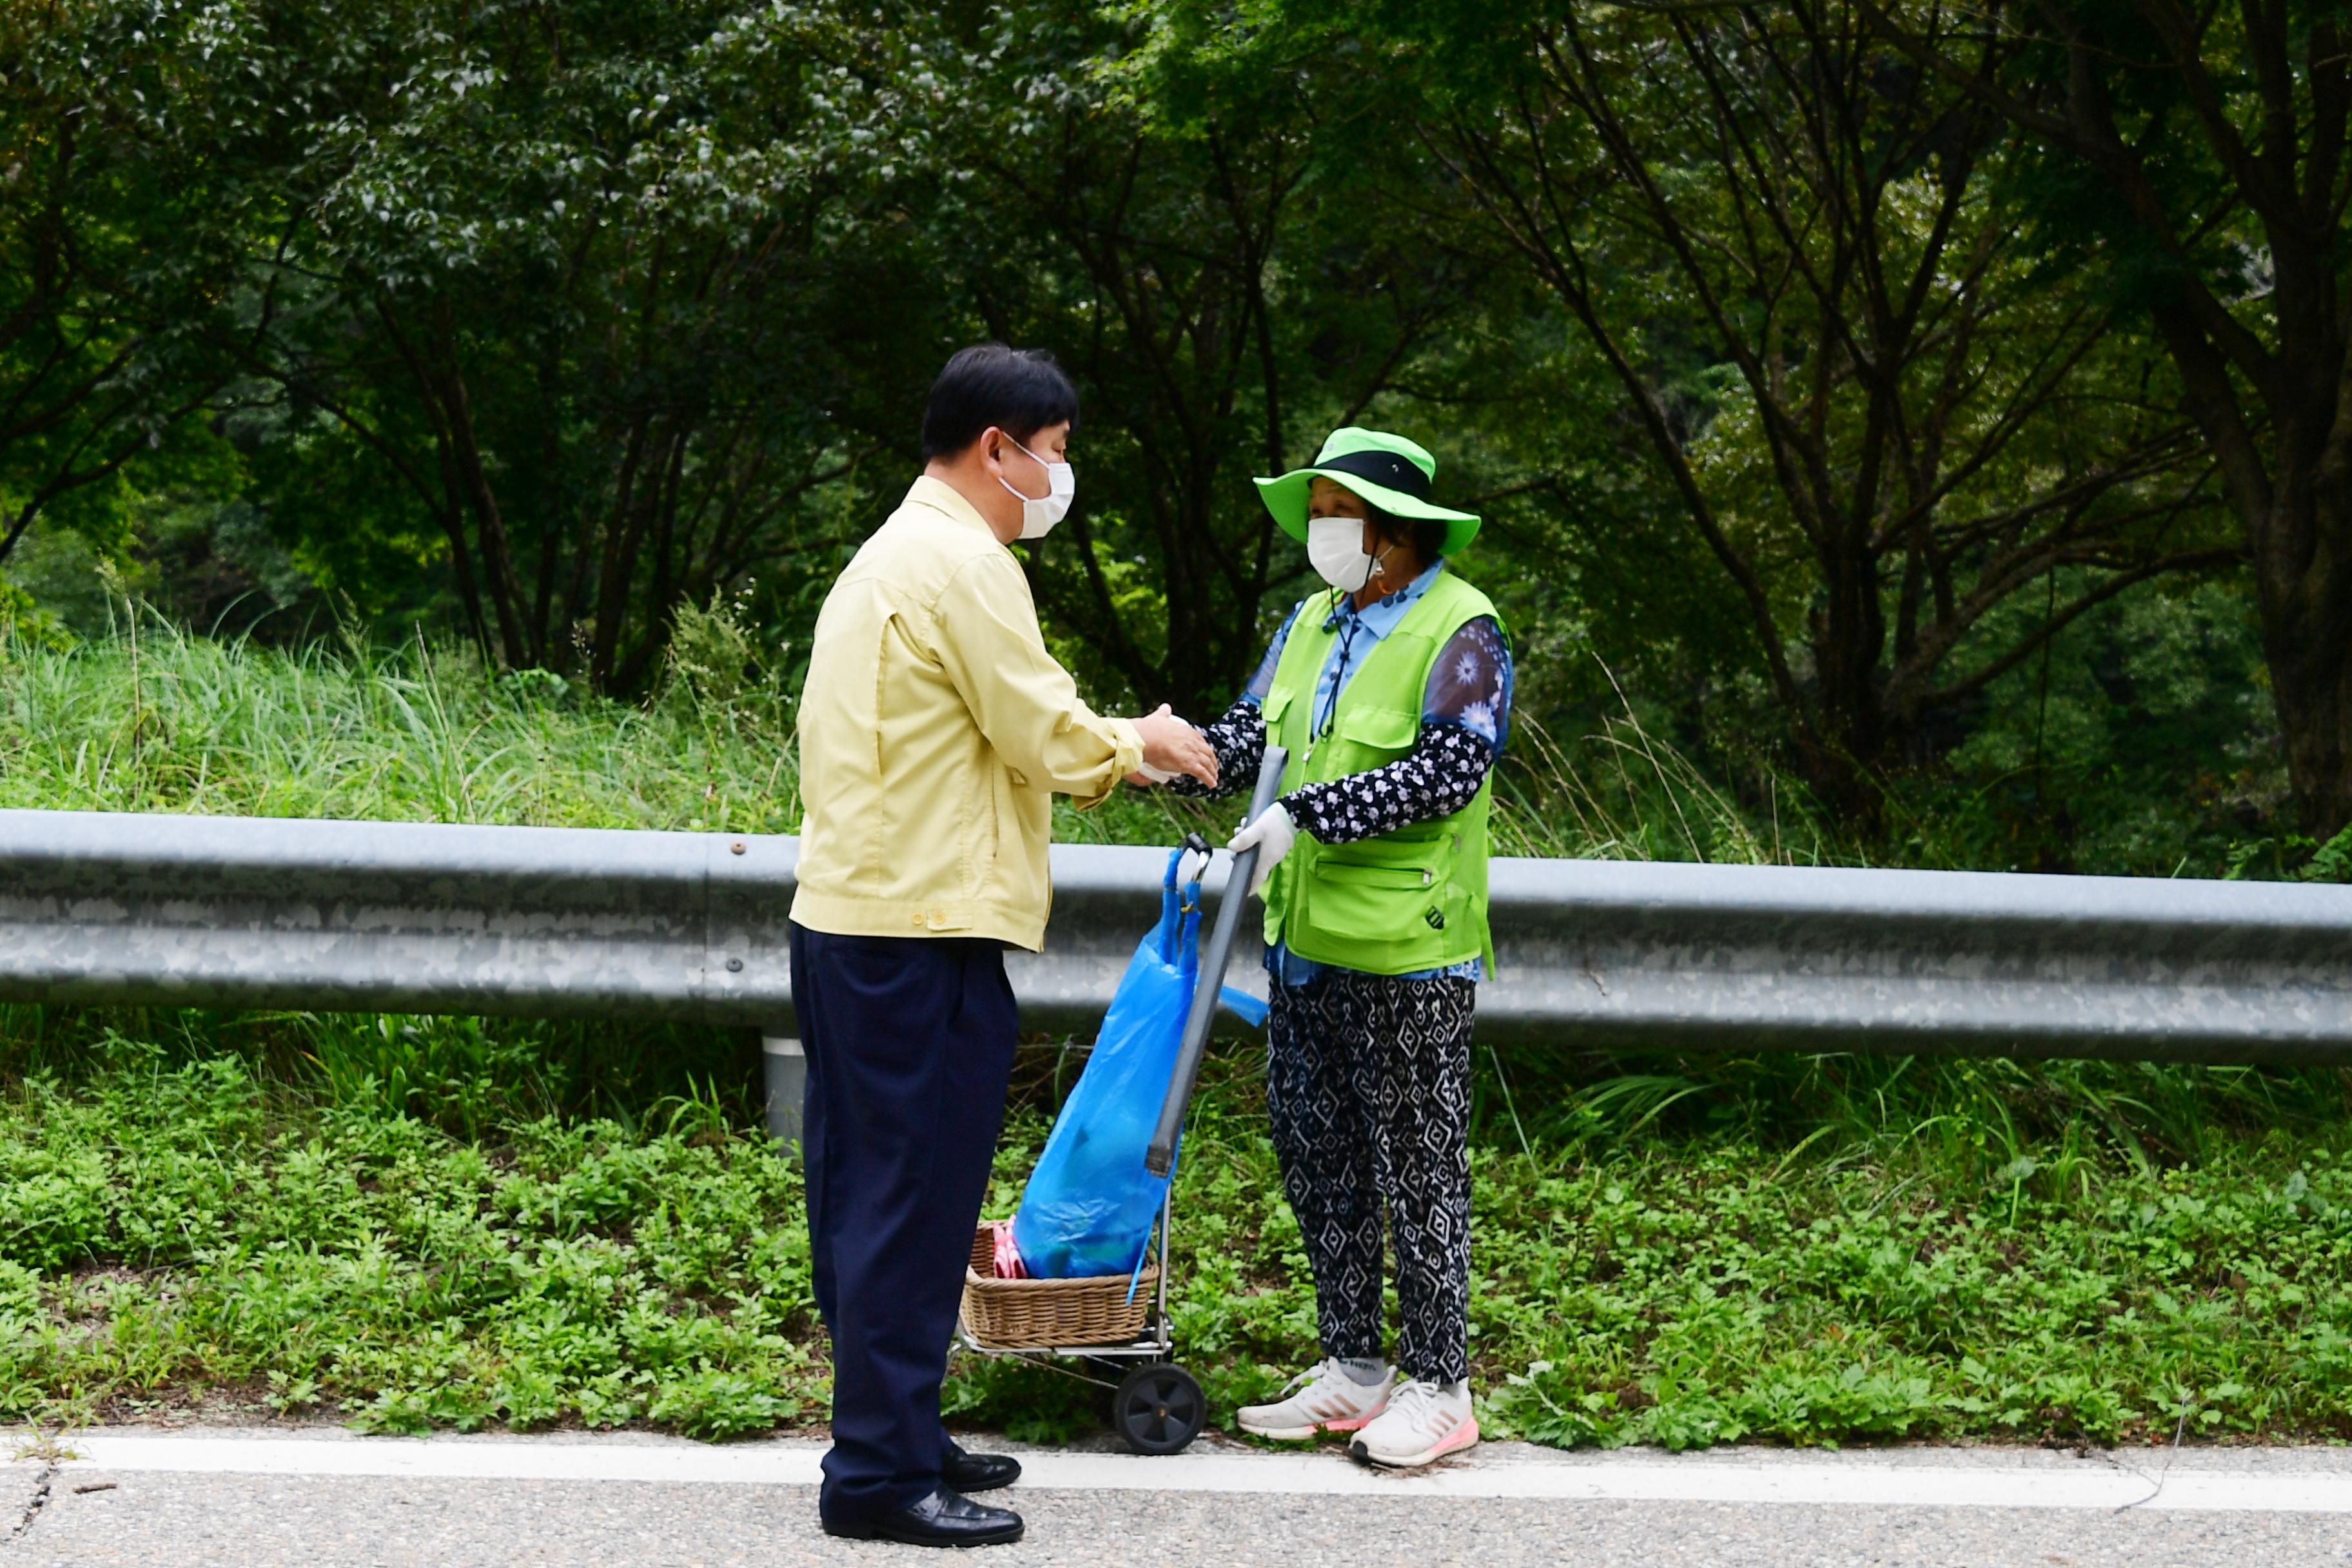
[
  {"xmin": 0, "ymin": 609, "xmax": 1815, "ymax": 860},
  {"xmin": 0, "ymin": 609, "xmax": 796, "ymax": 832},
  {"xmin": 1488, "ymin": 710, "xmax": 1829, "ymax": 864},
  {"xmin": 1484, "ymin": 1046, "xmax": 2352, "ymax": 1191}
]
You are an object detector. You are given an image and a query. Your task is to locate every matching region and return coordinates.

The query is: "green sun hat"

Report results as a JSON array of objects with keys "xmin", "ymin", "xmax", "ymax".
[{"xmin": 1254, "ymin": 426, "xmax": 1482, "ymax": 555}]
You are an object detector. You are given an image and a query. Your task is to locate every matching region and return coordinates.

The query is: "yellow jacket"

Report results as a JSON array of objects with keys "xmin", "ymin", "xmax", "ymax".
[{"xmin": 790, "ymin": 476, "xmax": 1142, "ymax": 950}]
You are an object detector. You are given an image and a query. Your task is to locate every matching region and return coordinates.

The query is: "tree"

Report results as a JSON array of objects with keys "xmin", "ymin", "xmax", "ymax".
[
  {"xmin": 1865, "ymin": 0, "xmax": 2352, "ymax": 838},
  {"xmin": 221, "ymin": 0, "xmax": 943, "ymax": 686},
  {"xmin": 0, "ymin": 1, "xmax": 246, "ymax": 569},
  {"xmin": 910, "ymin": 3, "xmax": 1494, "ymax": 714},
  {"xmin": 1326, "ymin": 0, "xmax": 2235, "ymax": 815}
]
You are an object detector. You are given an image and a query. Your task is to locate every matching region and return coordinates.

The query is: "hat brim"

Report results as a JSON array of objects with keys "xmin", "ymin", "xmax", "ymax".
[{"xmin": 1255, "ymin": 469, "xmax": 1482, "ymax": 555}]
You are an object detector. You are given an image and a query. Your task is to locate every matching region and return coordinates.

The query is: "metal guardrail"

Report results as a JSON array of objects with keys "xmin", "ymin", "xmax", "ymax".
[
  {"xmin": 0, "ymin": 810, "xmax": 799, "ymax": 1026},
  {"xmin": 5, "ymin": 807, "xmax": 2352, "ymax": 1140}
]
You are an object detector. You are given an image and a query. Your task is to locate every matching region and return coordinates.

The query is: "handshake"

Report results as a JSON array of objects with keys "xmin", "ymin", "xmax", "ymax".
[
  {"xmin": 1121, "ymin": 704, "xmax": 1295, "ymax": 897},
  {"xmin": 1124, "ymin": 704, "xmax": 1220, "ymax": 790},
  {"xmin": 1115, "ymin": 705, "xmax": 1298, "ymax": 903}
]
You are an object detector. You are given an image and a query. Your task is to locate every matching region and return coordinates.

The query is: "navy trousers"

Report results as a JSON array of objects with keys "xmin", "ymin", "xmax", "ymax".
[{"xmin": 790, "ymin": 923, "xmax": 1019, "ymax": 1524}]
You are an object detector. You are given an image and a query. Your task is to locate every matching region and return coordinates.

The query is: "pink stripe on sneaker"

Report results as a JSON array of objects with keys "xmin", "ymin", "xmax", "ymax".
[{"xmin": 1425, "ymin": 1416, "xmax": 1480, "ymax": 1460}]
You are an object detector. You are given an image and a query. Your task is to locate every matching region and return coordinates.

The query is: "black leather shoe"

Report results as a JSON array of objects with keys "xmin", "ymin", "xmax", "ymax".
[
  {"xmin": 943, "ymin": 1440, "xmax": 1021, "ymax": 1493},
  {"xmin": 823, "ymin": 1488, "xmax": 1024, "ymax": 1547}
]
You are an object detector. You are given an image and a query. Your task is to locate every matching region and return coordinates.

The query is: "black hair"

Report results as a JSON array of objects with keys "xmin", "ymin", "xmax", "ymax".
[
  {"xmin": 920, "ymin": 344, "xmax": 1079, "ymax": 460},
  {"xmin": 1366, "ymin": 502, "xmax": 1449, "ymax": 564}
]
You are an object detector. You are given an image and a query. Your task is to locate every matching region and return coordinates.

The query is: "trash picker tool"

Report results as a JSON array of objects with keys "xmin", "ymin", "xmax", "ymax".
[{"xmin": 1145, "ymin": 745, "xmax": 1287, "ymax": 1177}]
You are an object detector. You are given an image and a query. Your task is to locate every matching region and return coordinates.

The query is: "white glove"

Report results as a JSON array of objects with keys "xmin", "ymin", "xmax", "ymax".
[
  {"xmin": 1132, "ymin": 761, "xmax": 1181, "ymax": 785},
  {"xmin": 1228, "ymin": 803, "xmax": 1297, "ymax": 899},
  {"xmin": 1175, "ymin": 845, "xmax": 1211, "ymax": 888}
]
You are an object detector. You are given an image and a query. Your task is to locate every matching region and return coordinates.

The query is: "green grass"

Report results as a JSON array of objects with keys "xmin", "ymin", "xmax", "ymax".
[
  {"xmin": 4, "ymin": 1010, "xmax": 2348, "ymax": 1449},
  {"xmin": 0, "ymin": 611, "xmax": 803, "ymax": 834},
  {"xmin": 1, "ymin": 620, "xmax": 2348, "ymax": 1450},
  {"xmin": 0, "ymin": 610, "xmax": 1805, "ymax": 860},
  {"xmin": 0, "ymin": 1043, "xmax": 816, "ymax": 1438}
]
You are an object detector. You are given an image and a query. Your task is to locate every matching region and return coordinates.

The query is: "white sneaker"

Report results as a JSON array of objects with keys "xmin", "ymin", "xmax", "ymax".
[
  {"xmin": 1235, "ymin": 1358, "xmax": 1395, "ymax": 1440},
  {"xmin": 1349, "ymin": 1377, "xmax": 1480, "ymax": 1467}
]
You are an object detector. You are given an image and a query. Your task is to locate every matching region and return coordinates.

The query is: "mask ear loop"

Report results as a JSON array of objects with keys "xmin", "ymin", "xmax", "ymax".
[{"xmin": 993, "ymin": 431, "xmax": 1049, "ymax": 507}]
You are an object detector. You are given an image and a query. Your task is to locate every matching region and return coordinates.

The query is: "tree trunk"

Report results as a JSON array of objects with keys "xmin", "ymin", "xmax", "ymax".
[
  {"xmin": 1861, "ymin": 0, "xmax": 2352, "ymax": 839},
  {"xmin": 2261, "ymin": 474, "xmax": 2352, "ymax": 838}
]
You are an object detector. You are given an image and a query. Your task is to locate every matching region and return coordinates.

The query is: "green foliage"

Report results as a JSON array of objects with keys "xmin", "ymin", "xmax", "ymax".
[
  {"xmin": 0, "ymin": 614, "xmax": 798, "ymax": 832},
  {"xmin": 959, "ymin": 1046, "xmax": 2352, "ymax": 1451},
  {"xmin": 179, "ymin": 0, "xmax": 951, "ymax": 685},
  {"xmin": 6, "ymin": 0, "xmax": 2335, "ymax": 861},
  {"xmin": 0, "ymin": 612, "xmax": 2319, "ymax": 879},
  {"xmin": 0, "ymin": 0, "xmax": 252, "ymax": 567},
  {"xmin": 0, "ymin": 1052, "xmax": 816, "ymax": 1436},
  {"xmin": 5, "ymin": 1019, "xmax": 2347, "ymax": 1449},
  {"xmin": 1882, "ymin": 581, "xmax": 2289, "ymax": 876}
]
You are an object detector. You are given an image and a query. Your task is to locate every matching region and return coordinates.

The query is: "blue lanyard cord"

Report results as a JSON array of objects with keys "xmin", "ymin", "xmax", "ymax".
[{"xmin": 1315, "ymin": 602, "xmax": 1362, "ymax": 740}]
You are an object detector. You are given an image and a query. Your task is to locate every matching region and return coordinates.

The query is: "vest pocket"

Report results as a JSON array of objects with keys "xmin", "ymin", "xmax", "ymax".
[
  {"xmin": 1319, "ymin": 836, "xmax": 1449, "ymax": 873},
  {"xmin": 1303, "ymin": 839, "xmax": 1451, "ymax": 952},
  {"xmin": 1329, "ymin": 704, "xmax": 1420, "ymax": 754}
]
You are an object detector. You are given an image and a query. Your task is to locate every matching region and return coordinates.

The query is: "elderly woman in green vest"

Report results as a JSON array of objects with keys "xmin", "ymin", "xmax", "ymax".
[{"xmin": 1166, "ymin": 427, "xmax": 1510, "ymax": 1468}]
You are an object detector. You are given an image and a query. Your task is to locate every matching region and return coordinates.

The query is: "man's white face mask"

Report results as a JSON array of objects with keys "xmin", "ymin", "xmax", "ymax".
[
  {"xmin": 1307, "ymin": 515, "xmax": 1382, "ymax": 591},
  {"xmin": 997, "ymin": 433, "xmax": 1075, "ymax": 539}
]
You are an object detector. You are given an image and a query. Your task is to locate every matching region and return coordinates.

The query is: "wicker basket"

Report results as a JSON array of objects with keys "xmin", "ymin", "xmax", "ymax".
[{"xmin": 959, "ymin": 1224, "xmax": 1157, "ymax": 1349}]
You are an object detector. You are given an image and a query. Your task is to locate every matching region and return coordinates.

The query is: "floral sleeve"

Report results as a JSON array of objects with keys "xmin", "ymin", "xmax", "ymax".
[
  {"xmin": 1279, "ymin": 616, "xmax": 1513, "ymax": 845},
  {"xmin": 1422, "ymin": 615, "xmax": 1513, "ymax": 752},
  {"xmin": 1280, "ymin": 723, "xmax": 1494, "ymax": 843},
  {"xmin": 1170, "ymin": 700, "xmax": 1266, "ymax": 801}
]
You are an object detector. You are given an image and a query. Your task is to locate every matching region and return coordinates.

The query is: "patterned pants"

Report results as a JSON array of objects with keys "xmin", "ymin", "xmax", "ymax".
[{"xmin": 1266, "ymin": 970, "xmax": 1475, "ymax": 1385}]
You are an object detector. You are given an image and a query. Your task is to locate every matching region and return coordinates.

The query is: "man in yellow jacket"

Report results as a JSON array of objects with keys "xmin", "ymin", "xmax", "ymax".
[{"xmin": 792, "ymin": 344, "xmax": 1215, "ymax": 1548}]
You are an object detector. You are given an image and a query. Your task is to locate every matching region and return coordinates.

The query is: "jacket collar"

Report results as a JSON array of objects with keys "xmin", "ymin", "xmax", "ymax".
[{"xmin": 904, "ymin": 474, "xmax": 1000, "ymax": 537}]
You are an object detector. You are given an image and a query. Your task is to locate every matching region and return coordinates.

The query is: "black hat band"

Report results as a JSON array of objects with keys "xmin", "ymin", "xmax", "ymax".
[{"xmin": 1315, "ymin": 448, "xmax": 1433, "ymax": 502}]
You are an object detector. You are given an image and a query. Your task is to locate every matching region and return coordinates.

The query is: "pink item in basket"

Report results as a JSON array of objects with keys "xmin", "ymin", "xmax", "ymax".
[{"xmin": 990, "ymin": 1220, "xmax": 1028, "ymax": 1280}]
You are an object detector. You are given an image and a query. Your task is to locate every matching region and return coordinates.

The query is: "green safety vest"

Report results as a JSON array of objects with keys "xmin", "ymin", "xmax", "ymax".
[{"xmin": 1260, "ymin": 569, "xmax": 1502, "ymax": 977}]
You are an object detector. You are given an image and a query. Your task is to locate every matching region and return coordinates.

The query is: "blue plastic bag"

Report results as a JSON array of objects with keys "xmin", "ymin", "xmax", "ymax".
[{"xmin": 1011, "ymin": 849, "xmax": 1266, "ymax": 1279}]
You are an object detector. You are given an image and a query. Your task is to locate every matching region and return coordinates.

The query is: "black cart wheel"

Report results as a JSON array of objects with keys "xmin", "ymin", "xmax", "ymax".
[{"xmin": 1113, "ymin": 1363, "xmax": 1206, "ymax": 1455}]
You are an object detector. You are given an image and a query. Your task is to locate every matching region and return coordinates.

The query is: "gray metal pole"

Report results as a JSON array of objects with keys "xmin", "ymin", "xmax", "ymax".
[
  {"xmin": 1145, "ymin": 746, "xmax": 1288, "ymax": 1177},
  {"xmin": 761, "ymin": 1035, "xmax": 805, "ymax": 1159}
]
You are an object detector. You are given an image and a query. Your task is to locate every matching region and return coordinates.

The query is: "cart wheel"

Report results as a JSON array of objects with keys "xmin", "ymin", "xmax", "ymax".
[{"xmin": 1113, "ymin": 1363, "xmax": 1206, "ymax": 1455}]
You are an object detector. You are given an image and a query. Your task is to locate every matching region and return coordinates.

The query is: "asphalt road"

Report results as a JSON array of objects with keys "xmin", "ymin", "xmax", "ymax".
[{"xmin": 7, "ymin": 1429, "xmax": 2351, "ymax": 1567}]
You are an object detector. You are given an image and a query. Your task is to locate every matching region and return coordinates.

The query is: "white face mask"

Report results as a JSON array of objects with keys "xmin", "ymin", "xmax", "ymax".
[
  {"xmin": 1307, "ymin": 515, "xmax": 1383, "ymax": 591},
  {"xmin": 996, "ymin": 434, "xmax": 1075, "ymax": 539}
]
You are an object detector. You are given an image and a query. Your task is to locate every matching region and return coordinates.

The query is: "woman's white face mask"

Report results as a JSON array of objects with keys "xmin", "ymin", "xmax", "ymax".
[
  {"xmin": 1308, "ymin": 515, "xmax": 1382, "ymax": 591},
  {"xmin": 997, "ymin": 434, "xmax": 1075, "ymax": 539}
]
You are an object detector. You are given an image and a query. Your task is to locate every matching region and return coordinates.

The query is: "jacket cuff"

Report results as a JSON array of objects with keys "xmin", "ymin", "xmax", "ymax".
[
  {"xmin": 1104, "ymin": 714, "xmax": 1145, "ymax": 780},
  {"xmin": 1067, "ymin": 715, "xmax": 1144, "ymax": 810}
]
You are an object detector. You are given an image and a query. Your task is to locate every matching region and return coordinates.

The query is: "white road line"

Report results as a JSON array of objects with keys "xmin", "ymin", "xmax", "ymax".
[{"xmin": 14, "ymin": 1434, "xmax": 2350, "ymax": 1514}]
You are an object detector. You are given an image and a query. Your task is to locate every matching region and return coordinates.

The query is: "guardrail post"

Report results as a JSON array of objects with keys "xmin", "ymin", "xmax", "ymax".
[{"xmin": 762, "ymin": 1034, "xmax": 805, "ymax": 1160}]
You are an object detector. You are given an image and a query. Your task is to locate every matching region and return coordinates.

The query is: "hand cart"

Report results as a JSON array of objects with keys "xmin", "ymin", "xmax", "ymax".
[{"xmin": 954, "ymin": 747, "xmax": 1289, "ymax": 1455}]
